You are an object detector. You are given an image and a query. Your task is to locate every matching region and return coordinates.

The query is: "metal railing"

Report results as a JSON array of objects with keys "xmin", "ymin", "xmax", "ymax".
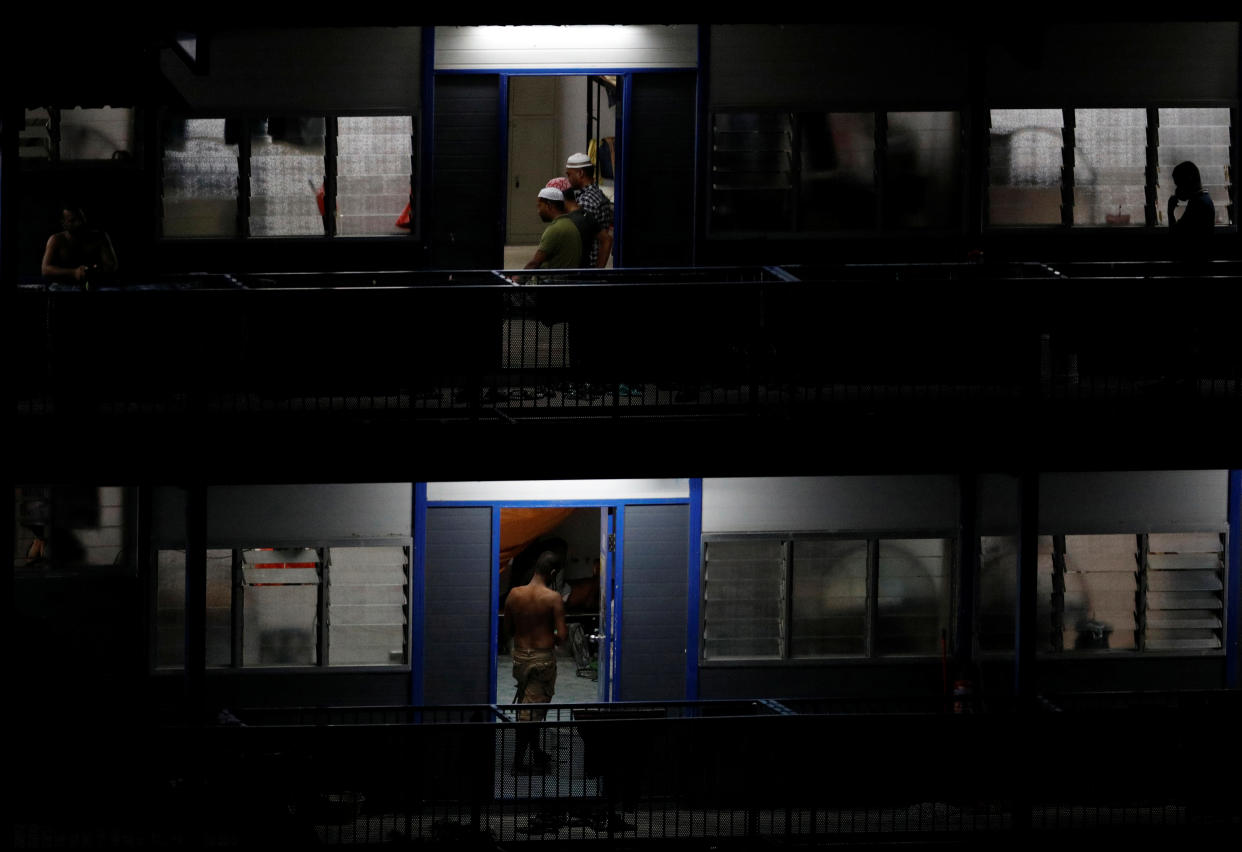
[
  {"xmin": 13, "ymin": 263, "xmax": 1242, "ymax": 421},
  {"xmin": 14, "ymin": 693, "xmax": 1240, "ymax": 848}
]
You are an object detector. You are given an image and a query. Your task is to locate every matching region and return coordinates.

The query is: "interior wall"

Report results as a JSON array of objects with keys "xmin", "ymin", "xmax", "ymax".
[
  {"xmin": 556, "ymin": 76, "xmax": 617, "ymax": 173},
  {"xmin": 160, "ymin": 28, "xmax": 423, "ymax": 111}
]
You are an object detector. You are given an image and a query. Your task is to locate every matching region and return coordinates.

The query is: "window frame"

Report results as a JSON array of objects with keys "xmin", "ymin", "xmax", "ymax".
[
  {"xmin": 699, "ymin": 530, "xmax": 958, "ymax": 665},
  {"xmin": 151, "ymin": 538, "xmax": 413, "ymax": 674},
  {"xmin": 973, "ymin": 530, "xmax": 1230, "ymax": 659},
  {"xmin": 706, "ymin": 107, "xmax": 968, "ymax": 239},
  {"xmin": 984, "ymin": 102, "xmax": 1238, "ymax": 230},
  {"xmin": 157, "ymin": 109, "xmax": 420, "ymax": 241}
]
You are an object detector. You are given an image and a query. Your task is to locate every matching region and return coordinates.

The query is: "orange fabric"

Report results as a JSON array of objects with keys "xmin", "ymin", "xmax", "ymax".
[{"xmin": 499, "ymin": 507, "xmax": 575, "ymax": 578}]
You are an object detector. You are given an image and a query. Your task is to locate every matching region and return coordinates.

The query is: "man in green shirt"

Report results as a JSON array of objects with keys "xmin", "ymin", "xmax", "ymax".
[{"xmin": 524, "ymin": 187, "xmax": 581, "ymax": 271}]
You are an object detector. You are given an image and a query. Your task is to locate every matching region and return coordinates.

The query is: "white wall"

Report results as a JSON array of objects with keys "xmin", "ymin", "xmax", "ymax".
[
  {"xmin": 435, "ymin": 25, "xmax": 697, "ymax": 71},
  {"xmin": 702, "ymin": 476, "xmax": 958, "ymax": 533},
  {"xmin": 152, "ymin": 483, "xmax": 412, "ymax": 547},
  {"xmin": 428, "ymin": 479, "xmax": 689, "ymax": 502}
]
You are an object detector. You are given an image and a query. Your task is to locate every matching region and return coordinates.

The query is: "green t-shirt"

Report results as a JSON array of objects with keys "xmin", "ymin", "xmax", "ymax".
[{"xmin": 538, "ymin": 215, "xmax": 582, "ymax": 269}]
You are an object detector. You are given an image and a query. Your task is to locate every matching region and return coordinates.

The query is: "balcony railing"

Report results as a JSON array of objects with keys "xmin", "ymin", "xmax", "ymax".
[
  {"xmin": 13, "ymin": 262, "xmax": 1242, "ymax": 421},
  {"xmin": 13, "ymin": 692, "xmax": 1240, "ymax": 848}
]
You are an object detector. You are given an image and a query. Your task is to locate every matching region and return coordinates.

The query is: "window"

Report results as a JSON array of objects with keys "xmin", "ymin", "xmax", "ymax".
[
  {"xmin": 337, "ymin": 116, "xmax": 415, "ymax": 236},
  {"xmin": 14, "ymin": 485, "xmax": 127, "ymax": 571},
  {"xmin": 975, "ymin": 532, "xmax": 1226, "ymax": 654},
  {"xmin": 22, "ymin": 107, "xmax": 135, "ymax": 162},
  {"xmin": 1157, "ymin": 107, "xmax": 1234, "ymax": 227},
  {"xmin": 250, "ymin": 117, "xmax": 327, "ymax": 237},
  {"xmin": 988, "ymin": 108, "xmax": 1065, "ymax": 225},
  {"xmin": 154, "ymin": 544, "xmax": 410, "ymax": 669},
  {"xmin": 1073, "ymin": 108, "xmax": 1147, "ymax": 226},
  {"xmin": 709, "ymin": 110, "xmax": 961, "ymax": 234},
  {"xmin": 988, "ymin": 106, "xmax": 1235, "ymax": 228},
  {"xmin": 162, "ymin": 118, "xmax": 240, "ymax": 237},
  {"xmin": 160, "ymin": 114, "xmax": 416, "ymax": 239},
  {"xmin": 702, "ymin": 535, "xmax": 953, "ymax": 661}
]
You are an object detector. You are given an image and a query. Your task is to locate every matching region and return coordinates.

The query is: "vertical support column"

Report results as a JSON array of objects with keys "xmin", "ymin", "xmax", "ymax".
[
  {"xmin": 411, "ymin": 482, "xmax": 427, "ymax": 706},
  {"xmin": 237, "ymin": 120, "xmax": 252, "ymax": 239},
  {"xmin": 1226, "ymin": 470, "xmax": 1241, "ymax": 689},
  {"xmin": 184, "ymin": 483, "xmax": 207, "ymax": 721},
  {"xmin": 865, "ymin": 539, "xmax": 879, "ymax": 658},
  {"xmin": 1145, "ymin": 107, "xmax": 1160, "ymax": 229},
  {"xmin": 615, "ymin": 74, "xmax": 632, "ymax": 267},
  {"xmin": 955, "ymin": 474, "xmax": 978, "ymax": 671},
  {"xmin": 874, "ymin": 110, "xmax": 887, "ymax": 229},
  {"xmin": 419, "ymin": 26, "xmax": 436, "ymax": 264},
  {"xmin": 1, "ymin": 106, "xmax": 19, "ymax": 286},
  {"xmin": 684, "ymin": 479, "xmax": 703, "ymax": 700},
  {"xmin": 1060, "ymin": 108, "xmax": 1075, "ymax": 228},
  {"xmin": 323, "ymin": 116, "xmax": 338, "ymax": 238},
  {"xmin": 693, "ymin": 25, "xmax": 709, "ymax": 266},
  {"xmin": 1014, "ymin": 470, "xmax": 1039, "ymax": 705},
  {"xmin": 964, "ymin": 25, "xmax": 987, "ymax": 239}
]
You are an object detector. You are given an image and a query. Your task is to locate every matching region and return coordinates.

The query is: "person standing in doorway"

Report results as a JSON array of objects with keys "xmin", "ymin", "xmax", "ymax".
[
  {"xmin": 523, "ymin": 187, "xmax": 581, "ymax": 272},
  {"xmin": 504, "ymin": 550, "xmax": 567, "ymax": 772},
  {"xmin": 565, "ymin": 152, "xmax": 613, "ymax": 268}
]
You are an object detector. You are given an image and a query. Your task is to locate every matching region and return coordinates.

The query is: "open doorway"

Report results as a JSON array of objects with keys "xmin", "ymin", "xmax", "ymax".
[
  {"xmin": 504, "ymin": 74, "xmax": 619, "ymax": 270},
  {"xmin": 497, "ymin": 507, "xmax": 608, "ymax": 705}
]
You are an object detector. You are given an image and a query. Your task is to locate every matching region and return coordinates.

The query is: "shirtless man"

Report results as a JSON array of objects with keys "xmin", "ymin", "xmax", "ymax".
[
  {"xmin": 41, "ymin": 206, "xmax": 118, "ymax": 284},
  {"xmin": 503, "ymin": 550, "xmax": 567, "ymax": 772}
]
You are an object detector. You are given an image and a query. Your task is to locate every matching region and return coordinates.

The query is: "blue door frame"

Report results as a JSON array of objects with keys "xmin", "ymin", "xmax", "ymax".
[{"xmin": 412, "ymin": 487, "xmax": 703, "ymax": 705}]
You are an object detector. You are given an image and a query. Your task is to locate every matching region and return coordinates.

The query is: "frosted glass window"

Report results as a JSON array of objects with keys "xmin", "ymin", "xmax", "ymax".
[
  {"xmin": 1073, "ymin": 109, "xmax": 1147, "ymax": 226},
  {"xmin": 790, "ymin": 539, "xmax": 868, "ymax": 657},
  {"xmin": 337, "ymin": 116, "xmax": 414, "ymax": 236},
  {"xmin": 162, "ymin": 118, "xmax": 239, "ymax": 237},
  {"xmin": 886, "ymin": 112, "xmax": 962, "ymax": 229},
  {"xmin": 702, "ymin": 538, "xmax": 784, "ymax": 659},
  {"xmin": 155, "ymin": 549, "xmax": 234, "ymax": 669},
  {"xmin": 799, "ymin": 112, "xmax": 876, "ymax": 230},
  {"xmin": 1145, "ymin": 533, "xmax": 1224, "ymax": 651},
  {"xmin": 60, "ymin": 107, "xmax": 133, "ymax": 160},
  {"xmin": 21, "ymin": 108, "xmax": 52, "ymax": 160},
  {"xmin": 250, "ymin": 117, "xmax": 326, "ymax": 237},
  {"xmin": 327, "ymin": 546, "xmax": 409, "ymax": 666},
  {"xmin": 876, "ymin": 538, "xmax": 951, "ymax": 656},
  {"xmin": 710, "ymin": 112, "xmax": 795, "ymax": 232},
  {"xmin": 989, "ymin": 109, "xmax": 1064, "ymax": 225},
  {"xmin": 1157, "ymin": 108, "xmax": 1233, "ymax": 226},
  {"xmin": 241, "ymin": 548, "xmax": 320, "ymax": 666},
  {"xmin": 1059, "ymin": 535, "xmax": 1137, "ymax": 651}
]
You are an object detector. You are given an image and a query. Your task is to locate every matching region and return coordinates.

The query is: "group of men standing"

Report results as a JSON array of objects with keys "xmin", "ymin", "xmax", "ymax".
[{"xmin": 523, "ymin": 152, "xmax": 613, "ymax": 272}]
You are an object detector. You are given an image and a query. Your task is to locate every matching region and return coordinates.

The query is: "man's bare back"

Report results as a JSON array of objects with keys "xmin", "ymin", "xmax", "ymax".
[{"xmin": 505, "ymin": 580, "xmax": 567, "ymax": 651}]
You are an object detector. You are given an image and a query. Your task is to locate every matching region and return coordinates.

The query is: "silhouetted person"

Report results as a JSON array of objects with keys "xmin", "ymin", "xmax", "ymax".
[
  {"xmin": 1167, "ymin": 161, "xmax": 1214, "ymax": 254},
  {"xmin": 41, "ymin": 205, "xmax": 117, "ymax": 284},
  {"xmin": 504, "ymin": 550, "xmax": 567, "ymax": 772}
]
